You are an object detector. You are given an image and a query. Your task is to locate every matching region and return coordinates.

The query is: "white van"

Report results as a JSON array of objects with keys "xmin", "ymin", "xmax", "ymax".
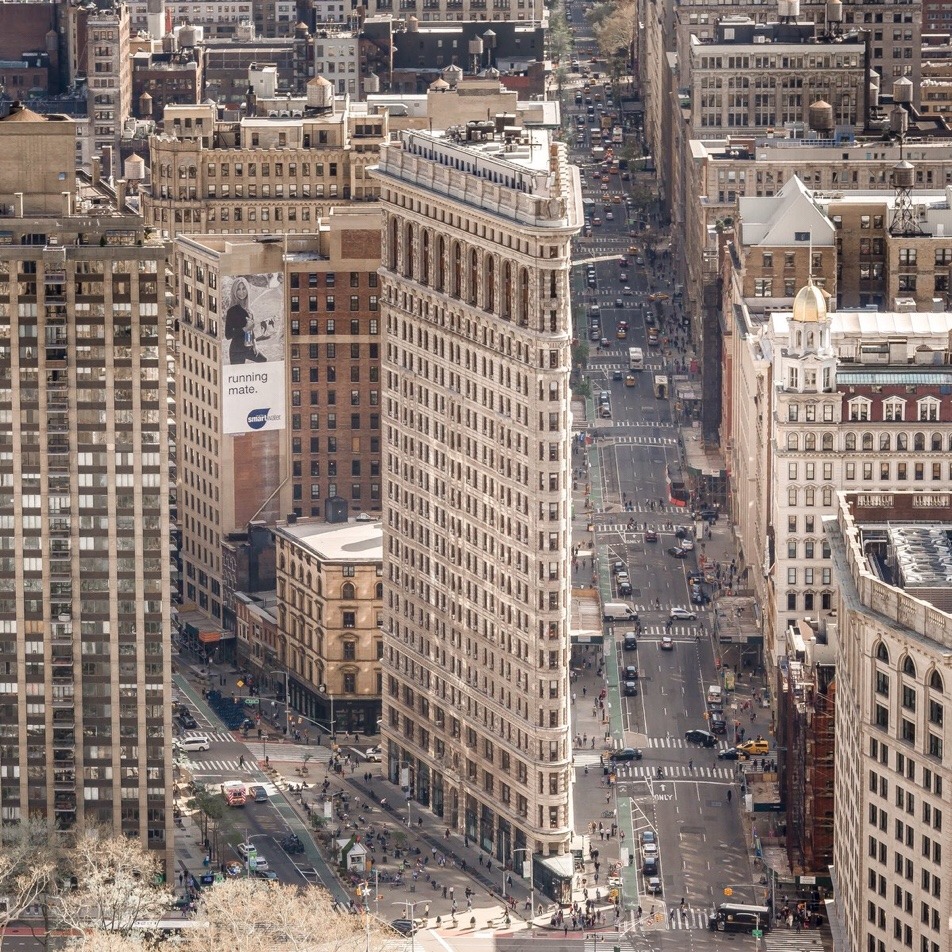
[
  {"xmin": 175, "ymin": 734, "xmax": 211, "ymax": 752},
  {"xmin": 603, "ymin": 602, "xmax": 638, "ymax": 622},
  {"xmin": 706, "ymin": 685, "xmax": 723, "ymax": 705}
]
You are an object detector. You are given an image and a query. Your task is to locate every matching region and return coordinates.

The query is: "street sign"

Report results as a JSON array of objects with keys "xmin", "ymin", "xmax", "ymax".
[
  {"xmin": 247, "ymin": 845, "xmax": 257, "ymax": 871},
  {"xmin": 752, "ymin": 929, "xmax": 763, "ymax": 938}
]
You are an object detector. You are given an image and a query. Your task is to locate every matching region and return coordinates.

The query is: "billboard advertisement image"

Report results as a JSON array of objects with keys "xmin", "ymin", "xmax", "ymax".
[{"xmin": 221, "ymin": 272, "xmax": 285, "ymax": 434}]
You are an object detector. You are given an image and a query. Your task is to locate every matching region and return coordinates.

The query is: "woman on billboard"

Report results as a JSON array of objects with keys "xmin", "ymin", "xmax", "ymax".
[{"xmin": 224, "ymin": 277, "xmax": 267, "ymax": 364}]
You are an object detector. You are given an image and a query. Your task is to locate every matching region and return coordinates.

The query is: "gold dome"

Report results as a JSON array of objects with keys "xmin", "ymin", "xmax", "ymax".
[{"xmin": 792, "ymin": 277, "xmax": 827, "ymax": 324}]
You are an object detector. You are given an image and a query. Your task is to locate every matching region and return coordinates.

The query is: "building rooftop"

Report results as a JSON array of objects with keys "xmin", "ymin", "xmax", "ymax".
[
  {"xmin": 274, "ymin": 519, "xmax": 383, "ymax": 562},
  {"xmin": 829, "ymin": 491, "xmax": 952, "ymax": 624}
]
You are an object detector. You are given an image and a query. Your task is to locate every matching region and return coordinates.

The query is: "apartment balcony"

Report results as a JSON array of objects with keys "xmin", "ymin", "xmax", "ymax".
[
  {"xmin": 53, "ymin": 792, "xmax": 77, "ymax": 812},
  {"xmin": 52, "ymin": 748, "xmax": 75, "ymax": 767},
  {"xmin": 47, "ymin": 440, "xmax": 70, "ymax": 455},
  {"xmin": 52, "ymin": 708, "xmax": 75, "ymax": 728},
  {"xmin": 51, "ymin": 665, "xmax": 73, "ymax": 684},
  {"xmin": 53, "ymin": 770, "xmax": 76, "ymax": 790},
  {"xmin": 52, "ymin": 728, "xmax": 76, "ymax": 747},
  {"xmin": 49, "ymin": 518, "xmax": 71, "ymax": 537}
]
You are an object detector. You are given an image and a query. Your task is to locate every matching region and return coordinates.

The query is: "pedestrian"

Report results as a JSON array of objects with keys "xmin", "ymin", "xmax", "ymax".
[
  {"xmin": 443, "ymin": 885, "xmax": 447, "ymax": 899},
  {"xmin": 688, "ymin": 759, "xmax": 693, "ymax": 770},
  {"xmin": 449, "ymin": 887, "xmax": 454, "ymax": 900},
  {"xmin": 727, "ymin": 789, "xmax": 733, "ymax": 803},
  {"xmin": 239, "ymin": 755, "xmax": 245, "ymax": 768}
]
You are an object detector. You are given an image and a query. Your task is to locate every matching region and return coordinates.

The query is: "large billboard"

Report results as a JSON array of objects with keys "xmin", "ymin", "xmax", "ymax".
[{"xmin": 220, "ymin": 272, "xmax": 285, "ymax": 434}]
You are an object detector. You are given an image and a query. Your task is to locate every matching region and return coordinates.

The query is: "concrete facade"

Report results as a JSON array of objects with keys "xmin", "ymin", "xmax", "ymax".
[
  {"xmin": 144, "ymin": 98, "xmax": 386, "ymax": 240},
  {"xmin": 828, "ymin": 491, "xmax": 952, "ymax": 952},
  {"xmin": 726, "ymin": 288, "xmax": 952, "ymax": 659},
  {"xmin": 0, "ymin": 105, "xmax": 172, "ymax": 862},
  {"xmin": 372, "ymin": 124, "xmax": 581, "ymax": 866},
  {"xmin": 174, "ymin": 209, "xmax": 381, "ymax": 631},
  {"xmin": 273, "ymin": 519, "xmax": 383, "ymax": 736},
  {"xmin": 86, "ymin": 1, "xmax": 132, "ymax": 178}
]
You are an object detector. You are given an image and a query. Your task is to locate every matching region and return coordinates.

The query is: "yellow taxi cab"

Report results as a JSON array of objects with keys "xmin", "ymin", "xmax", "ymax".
[
  {"xmin": 625, "ymin": 372, "xmax": 637, "ymax": 387},
  {"xmin": 737, "ymin": 738, "xmax": 770, "ymax": 755}
]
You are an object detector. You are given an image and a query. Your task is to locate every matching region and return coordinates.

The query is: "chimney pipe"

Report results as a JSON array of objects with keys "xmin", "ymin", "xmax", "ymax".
[
  {"xmin": 91, "ymin": 156, "xmax": 102, "ymax": 185},
  {"xmin": 116, "ymin": 179, "xmax": 127, "ymax": 209},
  {"xmin": 13, "ymin": 193, "xmax": 23, "ymax": 217}
]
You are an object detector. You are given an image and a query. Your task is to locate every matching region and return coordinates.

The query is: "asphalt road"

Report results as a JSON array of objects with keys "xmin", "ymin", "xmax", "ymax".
[
  {"xmin": 561, "ymin": 29, "xmax": 779, "ymax": 952},
  {"xmin": 171, "ymin": 674, "xmax": 342, "ymax": 897}
]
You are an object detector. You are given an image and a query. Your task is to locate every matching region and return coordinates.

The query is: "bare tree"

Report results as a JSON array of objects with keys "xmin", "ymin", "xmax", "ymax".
[
  {"xmin": 54, "ymin": 828, "xmax": 173, "ymax": 936},
  {"xmin": 0, "ymin": 821, "xmax": 63, "ymax": 952},
  {"xmin": 178, "ymin": 879, "xmax": 398, "ymax": 952},
  {"xmin": 589, "ymin": 1, "xmax": 637, "ymax": 62}
]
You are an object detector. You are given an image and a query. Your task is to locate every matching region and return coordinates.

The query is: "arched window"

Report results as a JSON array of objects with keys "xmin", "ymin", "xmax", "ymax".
[
  {"xmin": 389, "ymin": 217, "xmax": 399, "ymax": 271},
  {"xmin": 485, "ymin": 256, "xmax": 495, "ymax": 313},
  {"xmin": 914, "ymin": 432, "xmax": 925, "ymax": 452},
  {"xmin": 342, "ymin": 582, "xmax": 356, "ymax": 600},
  {"xmin": 452, "ymin": 242, "xmax": 462, "ymax": 298},
  {"xmin": 519, "ymin": 268, "xmax": 529, "ymax": 326},
  {"xmin": 862, "ymin": 433, "xmax": 873, "ymax": 451},
  {"xmin": 787, "ymin": 433, "xmax": 799, "ymax": 451},
  {"xmin": 469, "ymin": 249, "xmax": 478, "ymax": 305},
  {"xmin": 503, "ymin": 261, "xmax": 513, "ymax": 318},
  {"xmin": 897, "ymin": 433, "xmax": 908, "ymax": 451},
  {"xmin": 375, "ymin": 582, "xmax": 383, "ymax": 599},
  {"xmin": 902, "ymin": 656, "xmax": 917, "ymax": 677},
  {"xmin": 804, "ymin": 433, "xmax": 816, "ymax": 451},
  {"xmin": 822, "ymin": 433, "xmax": 833, "ymax": 451},
  {"xmin": 930, "ymin": 671, "xmax": 944, "ymax": 693},
  {"xmin": 845, "ymin": 433, "xmax": 856, "ymax": 451},
  {"xmin": 875, "ymin": 642, "xmax": 890, "ymax": 663},
  {"xmin": 404, "ymin": 223, "xmax": 414, "ymax": 279},
  {"xmin": 421, "ymin": 231, "xmax": 430, "ymax": 286},
  {"xmin": 932, "ymin": 433, "xmax": 942, "ymax": 452},
  {"xmin": 880, "ymin": 433, "xmax": 891, "ymax": 452},
  {"xmin": 437, "ymin": 236, "xmax": 446, "ymax": 291}
]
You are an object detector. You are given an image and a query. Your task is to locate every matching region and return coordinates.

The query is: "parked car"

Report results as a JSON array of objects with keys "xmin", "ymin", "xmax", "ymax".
[
  {"xmin": 365, "ymin": 746, "xmax": 382, "ymax": 762},
  {"xmin": 623, "ymin": 631, "xmax": 638, "ymax": 651},
  {"xmin": 624, "ymin": 665, "xmax": 639, "ymax": 681},
  {"xmin": 177, "ymin": 710, "xmax": 198, "ymax": 730},
  {"xmin": 624, "ymin": 680, "xmax": 639, "ymax": 697}
]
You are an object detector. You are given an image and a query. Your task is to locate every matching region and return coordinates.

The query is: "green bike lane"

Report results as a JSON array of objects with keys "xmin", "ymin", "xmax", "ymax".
[{"xmin": 585, "ymin": 437, "xmax": 642, "ymax": 914}]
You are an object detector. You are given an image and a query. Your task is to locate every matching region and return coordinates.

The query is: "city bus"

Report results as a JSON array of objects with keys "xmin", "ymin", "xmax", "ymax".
[
  {"xmin": 628, "ymin": 347, "xmax": 644, "ymax": 371},
  {"xmin": 708, "ymin": 904, "xmax": 771, "ymax": 933}
]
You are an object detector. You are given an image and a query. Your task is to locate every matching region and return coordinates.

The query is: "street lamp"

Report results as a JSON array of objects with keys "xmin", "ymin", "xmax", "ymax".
[
  {"xmin": 393, "ymin": 899, "xmax": 425, "ymax": 952},
  {"xmin": 512, "ymin": 847, "xmax": 534, "ymax": 927},
  {"xmin": 318, "ymin": 682, "xmax": 336, "ymax": 740},
  {"xmin": 269, "ymin": 668, "xmax": 290, "ymax": 736}
]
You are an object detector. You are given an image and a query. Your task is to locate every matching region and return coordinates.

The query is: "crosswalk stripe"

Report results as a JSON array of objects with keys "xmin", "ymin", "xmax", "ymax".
[
  {"xmin": 762, "ymin": 932, "xmax": 826, "ymax": 951},
  {"xmin": 663, "ymin": 907, "xmax": 709, "ymax": 929},
  {"xmin": 644, "ymin": 737, "xmax": 731, "ymax": 751}
]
